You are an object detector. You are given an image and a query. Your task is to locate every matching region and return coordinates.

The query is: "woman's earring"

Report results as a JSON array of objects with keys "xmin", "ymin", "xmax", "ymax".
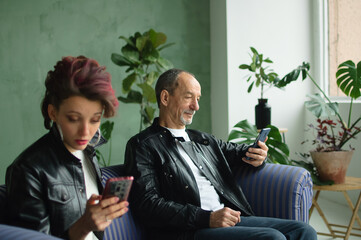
[
  {"xmin": 88, "ymin": 128, "xmax": 101, "ymax": 147},
  {"xmin": 56, "ymin": 123, "xmax": 64, "ymax": 141}
]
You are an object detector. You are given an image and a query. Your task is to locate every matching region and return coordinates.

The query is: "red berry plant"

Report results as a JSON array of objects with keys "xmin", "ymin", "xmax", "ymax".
[{"xmin": 305, "ymin": 118, "xmax": 359, "ymax": 152}]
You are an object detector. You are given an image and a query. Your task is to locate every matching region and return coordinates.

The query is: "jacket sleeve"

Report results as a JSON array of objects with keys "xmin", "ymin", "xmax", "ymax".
[
  {"xmin": 6, "ymin": 161, "xmax": 52, "ymax": 235},
  {"xmin": 216, "ymin": 137, "xmax": 266, "ymax": 173},
  {"xmin": 124, "ymin": 137, "xmax": 211, "ymax": 231}
]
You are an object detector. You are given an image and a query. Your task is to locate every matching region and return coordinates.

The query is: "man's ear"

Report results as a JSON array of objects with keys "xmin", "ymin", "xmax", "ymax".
[
  {"xmin": 48, "ymin": 104, "xmax": 57, "ymax": 122},
  {"xmin": 160, "ymin": 90, "xmax": 170, "ymax": 107}
]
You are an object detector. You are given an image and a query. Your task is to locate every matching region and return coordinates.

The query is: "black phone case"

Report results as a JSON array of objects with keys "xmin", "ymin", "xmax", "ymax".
[{"xmin": 246, "ymin": 128, "xmax": 270, "ymax": 160}]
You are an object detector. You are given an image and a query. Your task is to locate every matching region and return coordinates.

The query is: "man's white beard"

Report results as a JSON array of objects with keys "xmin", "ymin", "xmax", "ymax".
[{"xmin": 181, "ymin": 110, "xmax": 196, "ymax": 125}]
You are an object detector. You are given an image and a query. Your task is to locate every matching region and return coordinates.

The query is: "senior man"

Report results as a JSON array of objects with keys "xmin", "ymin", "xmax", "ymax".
[{"xmin": 124, "ymin": 68, "xmax": 317, "ymax": 240}]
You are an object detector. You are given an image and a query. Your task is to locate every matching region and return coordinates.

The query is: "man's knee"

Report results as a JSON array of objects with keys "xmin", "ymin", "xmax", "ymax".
[
  {"xmin": 300, "ymin": 223, "xmax": 317, "ymax": 239},
  {"xmin": 291, "ymin": 221, "xmax": 317, "ymax": 240},
  {"xmin": 261, "ymin": 228, "xmax": 287, "ymax": 240}
]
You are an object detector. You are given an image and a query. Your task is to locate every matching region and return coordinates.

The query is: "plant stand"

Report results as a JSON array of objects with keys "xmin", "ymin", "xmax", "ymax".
[{"xmin": 309, "ymin": 176, "xmax": 361, "ymax": 239}]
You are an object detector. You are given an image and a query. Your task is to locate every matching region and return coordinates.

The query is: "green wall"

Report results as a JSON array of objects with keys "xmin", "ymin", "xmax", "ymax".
[{"xmin": 0, "ymin": 0, "xmax": 211, "ymax": 184}]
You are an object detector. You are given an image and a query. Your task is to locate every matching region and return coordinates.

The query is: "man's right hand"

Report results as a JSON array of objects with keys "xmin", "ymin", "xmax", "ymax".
[{"xmin": 209, "ymin": 207, "xmax": 241, "ymax": 228}]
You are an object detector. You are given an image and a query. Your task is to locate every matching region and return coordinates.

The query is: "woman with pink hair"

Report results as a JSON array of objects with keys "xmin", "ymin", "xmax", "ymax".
[{"xmin": 6, "ymin": 56, "xmax": 126, "ymax": 240}]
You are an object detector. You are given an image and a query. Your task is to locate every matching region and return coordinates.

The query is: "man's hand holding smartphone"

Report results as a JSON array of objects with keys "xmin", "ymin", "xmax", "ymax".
[{"xmin": 244, "ymin": 128, "xmax": 270, "ymax": 165}]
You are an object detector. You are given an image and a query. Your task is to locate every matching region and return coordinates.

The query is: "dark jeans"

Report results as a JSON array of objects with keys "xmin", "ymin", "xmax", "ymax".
[{"xmin": 194, "ymin": 216, "xmax": 317, "ymax": 240}]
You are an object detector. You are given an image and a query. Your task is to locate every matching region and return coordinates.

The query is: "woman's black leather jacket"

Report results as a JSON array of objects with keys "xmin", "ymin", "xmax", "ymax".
[
  {"xmin": 125, "ymin": 118, "xmax": 265, "ymax": 240},
  {"xmin": 5, "ymin": 125, "xmax": 105, "ymax": 239}
]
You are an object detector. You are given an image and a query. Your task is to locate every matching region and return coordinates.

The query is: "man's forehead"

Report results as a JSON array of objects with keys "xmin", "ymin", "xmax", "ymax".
[{"xmin": 177, "ymin": 73, "xmax": 200, "ymax": 89}]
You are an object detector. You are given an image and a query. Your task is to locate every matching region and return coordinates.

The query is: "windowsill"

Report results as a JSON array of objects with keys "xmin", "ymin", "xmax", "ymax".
[{"xmin": 328, "ymin": 97, "xmax": 361, "ymax": 104}]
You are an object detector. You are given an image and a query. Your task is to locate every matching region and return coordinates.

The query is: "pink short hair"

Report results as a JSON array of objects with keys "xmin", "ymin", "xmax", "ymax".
[{"xmin": 41, "ymin": 56, "xmax": 119, "ymax": 129}]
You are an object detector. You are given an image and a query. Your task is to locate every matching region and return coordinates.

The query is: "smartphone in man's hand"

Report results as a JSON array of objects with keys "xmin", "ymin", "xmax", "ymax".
[{"xmin": 245, "ymin": 128, "xmax": 270, "ymax": 160}]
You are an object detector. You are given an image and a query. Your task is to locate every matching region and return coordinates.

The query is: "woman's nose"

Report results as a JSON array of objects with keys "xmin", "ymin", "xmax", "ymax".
[{"xmin": 79, "ymin": 122, "xmax": 90, "ymax": 136}]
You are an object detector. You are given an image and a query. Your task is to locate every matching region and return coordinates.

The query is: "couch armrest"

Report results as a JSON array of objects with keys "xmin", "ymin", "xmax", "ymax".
[
  {"xmin": 0, "ymin": 224, "xmax": 61, "ymax": 240},
  {"xmin": 236, "ymin": 163, "xmax": 313, "ymax": 223}
]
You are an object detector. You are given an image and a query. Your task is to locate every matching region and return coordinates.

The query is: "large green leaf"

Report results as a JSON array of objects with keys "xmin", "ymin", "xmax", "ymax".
[
  {"xmin": 144, "ymin": 106, "xmax": 156, "ymax": 123},
  {"xmin": 136, "ymin": 35, "xmax": 148, "ymax": 52},
  {"xmin": 231, "ymin": 119, "xmax": 257, "ymax": 135},
  {"xmin": 158, "ymin": 42, "xmax": 176, "ymax": 51},
  {"xmin": 144, "ymin": 48, "xmax": 159, "ymax": 63},
  {"xmin": 277, "ymin": 62, "xmax": 309, "ymax": 88},
  {"xmin": 111, "ymin": 53, "xmax": 133, "ymax": 67},
  {"xmin": 336, "ymin": 60, "xmax": 361, "ymax": 99},
  {"xmin": 118, "ymin": 36, "xmax": 136, "ymax": 48},
  {"xmin": 268, "ymin": 147, "xmax": 290, "ymax": 165},
  {"xmin": 137, "ymin": 83, "xmax": 157, "ymax": 103},
  {"xmin": 148, "ymin": 29, "xmax": 167, "ymax": 48},
  {"xmin": 100, "ymin": 120, "xmax": 114, "ymax": 140},
  {"xmin": 146, "ymin": 71, "xmax": 159, "ymax": 85},
  {"xmin": 122, "ymin": 73, "xmax": 137, "ymax": 93},
  {"xmin": 118, "ymin": 90, "xmax": 142, "ymax": 104},
  {"xmin": 227, "ymin": 130, "xmax": 254, "ymax": 143},
  {"xmin": 157, "ymin": 57, "xmax": 173, "ymax": 70},
  {"xmin": 121, "ymin": 45, "xmax": 140, "ymax": 65},
  {"xmin": 304, "ymin": 93, "xmax": 339, "ymax": 118}
]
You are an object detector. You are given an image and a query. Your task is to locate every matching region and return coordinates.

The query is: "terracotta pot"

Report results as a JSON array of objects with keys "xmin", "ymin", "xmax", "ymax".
[{"xmin": 310, "ymin": 151, "xmax": 354, "ymax": 184}]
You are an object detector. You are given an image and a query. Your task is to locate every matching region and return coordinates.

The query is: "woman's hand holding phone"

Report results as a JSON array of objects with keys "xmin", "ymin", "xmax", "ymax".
[{"xmin": 68, "ymin": 192, "xmax": 130, "ymax": 239}]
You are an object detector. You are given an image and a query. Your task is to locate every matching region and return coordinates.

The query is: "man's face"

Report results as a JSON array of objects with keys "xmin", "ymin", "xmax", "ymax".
[{"xmin": 161, "ymin": 72, "xmax": 201, "ymax": 129}]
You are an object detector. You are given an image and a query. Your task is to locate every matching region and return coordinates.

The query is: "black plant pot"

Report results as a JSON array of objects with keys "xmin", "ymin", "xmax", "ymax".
[{"xmin": 255, "ymin": 98, "xmax": 271, "ymax": 129}]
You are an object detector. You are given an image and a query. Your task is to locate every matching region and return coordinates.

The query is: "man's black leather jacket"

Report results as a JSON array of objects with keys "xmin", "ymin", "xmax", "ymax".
[
  {"xmin": 5, "ymin": 125, "xmax": 105, "ymax": 239},
  {"xmin": 125, "ymin": 118, "xmax": 265, "ymax": 240}
]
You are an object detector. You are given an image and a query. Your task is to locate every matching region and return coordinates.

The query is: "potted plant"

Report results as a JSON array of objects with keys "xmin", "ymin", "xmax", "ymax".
[
  {"xmin": 239, "ymin": 47, "xmax": 304, "ymax": 129},
  {"xmin": 281, "ymin": 61, "xmax": 361, "ymax": 183},
  {"xmin": 111, "ymin": 29, "xmax": 174, "ymax": 132},
  {"xmin": 95, "ymin": 29, "xmax": 174, "ymax": 166}
]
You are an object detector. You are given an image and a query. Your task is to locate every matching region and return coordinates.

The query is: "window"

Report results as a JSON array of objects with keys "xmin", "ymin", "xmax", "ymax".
[{"xmin": 326, "ymin": 0, "xmax": 361, "ymax": 98}]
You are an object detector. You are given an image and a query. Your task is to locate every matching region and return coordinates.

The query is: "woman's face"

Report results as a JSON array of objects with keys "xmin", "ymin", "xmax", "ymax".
[{"xmin": 48, "ymin": 95, "xmax": 103, "ymax": 153}]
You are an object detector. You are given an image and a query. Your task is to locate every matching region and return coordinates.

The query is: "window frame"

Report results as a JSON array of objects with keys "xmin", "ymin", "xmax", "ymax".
[{"xmin": 318, "ymin": 0, "xmax": 361, "ymax": 103}]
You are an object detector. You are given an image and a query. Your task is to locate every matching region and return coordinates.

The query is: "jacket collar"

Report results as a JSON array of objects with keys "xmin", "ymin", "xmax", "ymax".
[
  {"xmin": 50, "ymin": 124, "xmax": 107, "ymax": 156},
  {"xmin": 151, "ymin": 117, "xmax": 210, "ymax": 146}
]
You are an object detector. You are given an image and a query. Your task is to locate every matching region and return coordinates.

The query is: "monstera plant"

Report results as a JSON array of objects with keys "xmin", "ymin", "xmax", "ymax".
[
  {"xmin": 111, "ymin": 29, "xmax": 174, "ymax": 132},
  {"xmin": 279, "ymin": 60, "xmax": 361, "ymax": 151},
  {"xmin": 280, "ymin": 60, "xmax": 361, "ymax": 184}
]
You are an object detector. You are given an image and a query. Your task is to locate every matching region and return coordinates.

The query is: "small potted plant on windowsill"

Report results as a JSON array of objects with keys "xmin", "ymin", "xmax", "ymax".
[
  {"xmin": 282, "ymin": 60, "xmax": 361, "ymax": 184},
  {"xmin": 239, "ymin": 47, "xmax": 280, "ymax": 129},
  {"xmin": 239, "ymin": 47, "xmax": 305, "ymax": 129}
]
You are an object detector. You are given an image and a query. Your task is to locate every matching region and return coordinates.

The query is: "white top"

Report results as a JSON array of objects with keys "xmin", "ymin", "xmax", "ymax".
[
  {"xmin": 72, "ymin": 150, "xmax": 99, "ymax": 240},
  {"xmin": 166, "ymin": 128, "xmax": 224, "ymax": 211}
]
